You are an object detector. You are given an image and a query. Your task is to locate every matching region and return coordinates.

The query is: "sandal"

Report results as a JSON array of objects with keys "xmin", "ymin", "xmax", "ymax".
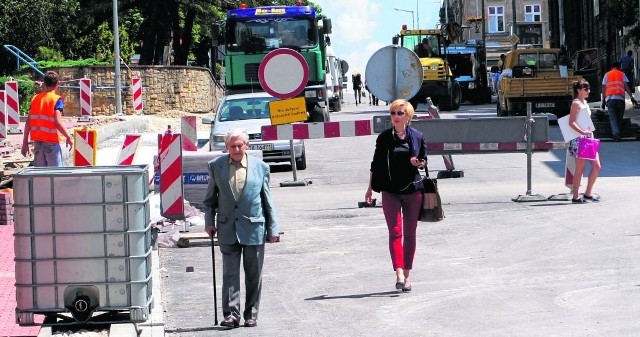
[
  {"xmin": 583, "ymin": 194, "xmax": 601, "ymax": 201},
  {"xmin": 571, "ymin": 197, "xmax": 586, "ymax": 204}
]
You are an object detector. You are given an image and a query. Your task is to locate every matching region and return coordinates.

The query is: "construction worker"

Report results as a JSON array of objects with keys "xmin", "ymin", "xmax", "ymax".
[
  {"xmin": 620, "ymin": 50, "xmax": 635, "ymax": 93},
  {"xmin": 21, "ymin": 71, "xmax": 73, "ymax": 166},
  {"xmin": 601, "ymin": 62, "xmax": 638, "ymax": 141}
]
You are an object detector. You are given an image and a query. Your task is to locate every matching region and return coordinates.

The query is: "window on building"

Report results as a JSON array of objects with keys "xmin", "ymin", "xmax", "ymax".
[
  {"xmin": 488, "ymin": 6, "xmax": 505, "ymax": 33},
  {"xmin": 524, "ymin": 4, "xmax": 541, "ymax": 22}
]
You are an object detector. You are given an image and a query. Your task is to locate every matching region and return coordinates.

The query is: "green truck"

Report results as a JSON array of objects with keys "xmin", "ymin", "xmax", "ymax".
[{"xmin": 214, "ymin": 3, "xmax": 332, "ymax": 122}]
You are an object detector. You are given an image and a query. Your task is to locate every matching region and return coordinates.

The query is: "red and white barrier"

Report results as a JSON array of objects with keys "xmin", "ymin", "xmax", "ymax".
[
  {"xmin": 425, "ymin": 141, "xmax": 566, "ymax": 153},
  {"xmin": 0, "ymin": 90, "xmax": 8, "ymax": 145},
  {"xmin": 261, "ymin": 120, "xmax": 372, "ymax": 141},
  {"xmin": 158, "ymin": 131, "xmax": 184, "ymax": 220},
  {"xmin": 78, "ymin": 78, "xmax": 93, "ymax": 121},
  {"xmin": 262, "ymin": 120, "xmax": 565, "ymax": 153},
  {"xmin": 421, "ymin": 100, "xmax": 457, "ymax": 172},
  {"xmin": 73, "ymin": 127, "xmax": 97, "ymax": 166},
  {"xmin": 5, "ymin": 81, "xmax": 22, "ymax": 134},
  {"xmin": 116, "ymin": 134, "xmax": 142, "ymax": 165},
  {"xmin": 181, "ymin": 116, "xmax": 197, "ymax": 151},
  {"xmin": 132, "ymin": 77, "xmax": 143, "ymax": 115},
  {"xmin": 564, "ymin": 152, "xmax": 575, "ymax": 190}
]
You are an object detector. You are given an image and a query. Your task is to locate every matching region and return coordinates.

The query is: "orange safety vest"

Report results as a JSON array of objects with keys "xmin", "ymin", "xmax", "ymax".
[
  {"xmin": 29, "ymin": 91, "xmax": 61, "ymax": 143},
  {"xmin": 604, "ymin": 69, "xmax": 625, "ymax": 98}
]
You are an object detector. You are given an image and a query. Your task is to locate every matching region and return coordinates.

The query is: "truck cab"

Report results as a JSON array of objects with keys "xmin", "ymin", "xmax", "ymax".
[
  {"xmin": 393, "ymin": 27, "xmax": 461, "ymax": 111},
  {"xmin": 497, "ymin": 48, "xmax": 582, "ymax": 118},
  {"xmin": 219, "ymin": 4, "xmax": 332, "ymax": 122}
]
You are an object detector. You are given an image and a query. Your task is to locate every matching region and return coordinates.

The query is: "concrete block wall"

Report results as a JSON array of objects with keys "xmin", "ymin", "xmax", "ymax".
[{"xmin": 49, "ymin": 66, "xmax": 223, "ymax": 116}]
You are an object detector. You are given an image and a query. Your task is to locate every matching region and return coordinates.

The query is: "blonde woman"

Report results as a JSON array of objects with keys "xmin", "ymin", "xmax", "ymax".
[{"xmin": 365, "ymin": 99, "xmax": 428, "ymax": 292}]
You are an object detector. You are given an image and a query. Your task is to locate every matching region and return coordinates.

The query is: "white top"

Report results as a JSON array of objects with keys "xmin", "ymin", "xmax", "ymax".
[
  {"xmin": 573, "ymin": 99, "xmax": 592, "ymax": 130},
  {"xmin": 557, "ymin": 99, "xmax": 595, "ymax": 141}
]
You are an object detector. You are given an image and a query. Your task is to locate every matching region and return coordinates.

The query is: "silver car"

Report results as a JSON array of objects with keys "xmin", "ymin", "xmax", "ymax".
[{"xmin": 203, "ymin": 92, "xmax": 307, "ymax": 170}]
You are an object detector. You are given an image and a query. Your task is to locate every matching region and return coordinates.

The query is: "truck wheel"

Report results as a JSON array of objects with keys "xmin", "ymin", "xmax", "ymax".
[
  {"xmin": 332, "ymin": 99, "xmax": 341, "ymax": 112},
  {"xmin": 485, "ymin": 88, "xmax": 493, "ymax": 104},
  {"xmin": 452, "ymin": 82, "xmax": 462, "ymax": 110},
  {"xmin": 295, "ymin": 150, "xmax": 307, "ymax": 170},
  {"xmin": 308, "ymin": 105, "xmax": 326, "ymax": 122},
  {"xmin": 439, "ymin": 95, "xmax": 453, "ymax": 111},
  {"xmin": 471, "ymin": 92, "xmax": 483, "ymax": 105}
]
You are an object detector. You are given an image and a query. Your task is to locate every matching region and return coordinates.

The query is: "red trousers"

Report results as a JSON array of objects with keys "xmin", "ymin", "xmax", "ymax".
[{"xmin": 381, "ymin": 191, "xmax": 422, "ymax": 270}]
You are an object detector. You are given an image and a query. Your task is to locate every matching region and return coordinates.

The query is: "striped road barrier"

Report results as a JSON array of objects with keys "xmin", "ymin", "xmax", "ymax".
[
  {"xmin": 181, "ymin": 116, "xmax": 197, "ymax": 151},
  {"xmin": 4, "ymin": 81, "xmax": 22, "ymax": 134},
  {"xmin": 0, "ymin": 90, "xmax": 8, "ymax": 146},
  {"xmin": 158, "ymin": 131, "xmax": 184, "ymax": 220},
  {"xmin": 73, "ymin": 127, "xmax": 97, "ymax": 166},
  {"xmin": 117, "ymin": 134, "xmax": 142, "ymax": 165}
]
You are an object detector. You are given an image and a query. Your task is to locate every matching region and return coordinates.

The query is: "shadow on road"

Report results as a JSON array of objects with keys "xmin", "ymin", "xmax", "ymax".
[
  {"xmin": 305, "ymin": 291, "xmax": 401, "ymax": 301},
  {"xmin": 165, "ymin": 326, "xmax": 222, "ymax": 333}
]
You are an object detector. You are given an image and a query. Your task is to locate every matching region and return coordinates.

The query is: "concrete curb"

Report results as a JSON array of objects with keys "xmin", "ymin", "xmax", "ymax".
[
  {"xmin": 138, "ymin": 249, "xmax": 165, "ymax": 337},
  {"xmin": 96, "ymin": 117, "xmax": 150, "ymax": 143},
  {"xmin": 61, "ymin": 117, "xmax": 150, "ymax": 164}
]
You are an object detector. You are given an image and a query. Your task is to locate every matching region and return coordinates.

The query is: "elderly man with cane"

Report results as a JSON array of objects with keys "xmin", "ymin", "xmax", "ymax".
[{"xmin": 204, "ymin": 128, "xmax": 280, "ymax": 329}]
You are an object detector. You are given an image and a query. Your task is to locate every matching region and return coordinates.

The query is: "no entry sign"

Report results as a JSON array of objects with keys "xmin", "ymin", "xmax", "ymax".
[{"xmin": 258, "ymin": 48, "xmax": 309, "ymax": 99}]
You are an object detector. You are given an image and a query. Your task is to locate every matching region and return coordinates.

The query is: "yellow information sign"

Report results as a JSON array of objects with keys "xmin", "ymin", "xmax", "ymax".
[{"xmin": 268, "ymin": 97, "xmax": 308, "ymax": 125}]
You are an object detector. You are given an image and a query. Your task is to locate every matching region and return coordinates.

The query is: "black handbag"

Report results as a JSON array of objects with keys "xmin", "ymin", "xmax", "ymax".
[{"xmin": 419, "ymin": 177, "xmax": 445, "ymax": 222}]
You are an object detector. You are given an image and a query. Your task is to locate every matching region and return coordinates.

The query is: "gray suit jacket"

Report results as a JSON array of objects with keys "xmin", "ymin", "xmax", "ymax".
[{"xmin": 203, "ymin": 154, "xmax": 279, "ymax": 245}]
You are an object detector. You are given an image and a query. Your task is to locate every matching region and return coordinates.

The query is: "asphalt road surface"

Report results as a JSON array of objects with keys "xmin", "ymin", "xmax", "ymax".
[{"xmin": 154, "ymin": 97, "xmax": 640, "ymax": 336}]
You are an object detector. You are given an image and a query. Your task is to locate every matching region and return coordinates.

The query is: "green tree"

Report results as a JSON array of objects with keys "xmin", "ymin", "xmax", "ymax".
[{"xmin": 0, "ymin": 0, "xmax": 323, "ymax": 73}]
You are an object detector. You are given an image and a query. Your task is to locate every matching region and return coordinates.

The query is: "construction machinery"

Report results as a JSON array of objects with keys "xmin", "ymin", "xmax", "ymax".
[{"xmin": 392, "ymin": 26, "xmax": 461, "ymax": 111}]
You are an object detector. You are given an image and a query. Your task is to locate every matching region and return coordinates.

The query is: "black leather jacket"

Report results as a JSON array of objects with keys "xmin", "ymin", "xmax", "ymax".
[{"xmin": 370, "ymin": 126, "xmax": 428, "ymax": 193}]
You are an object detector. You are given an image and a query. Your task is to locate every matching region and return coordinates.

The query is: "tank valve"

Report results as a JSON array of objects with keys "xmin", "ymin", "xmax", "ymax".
[{"xmin": 67, "ymin": 294, "xmax": 96, "ymax": 322}]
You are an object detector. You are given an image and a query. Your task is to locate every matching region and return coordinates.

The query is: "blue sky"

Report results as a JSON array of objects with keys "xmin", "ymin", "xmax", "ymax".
[{"xmin": 313, "ymin": 0, "xmax": 443, "ymax": 81}]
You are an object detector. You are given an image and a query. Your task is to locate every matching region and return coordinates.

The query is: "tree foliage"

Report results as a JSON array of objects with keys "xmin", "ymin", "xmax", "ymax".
[
  {"xmin": 611, "ymin": 0, "xmax": 640, "ymax": 46},
  {"xmin": 0, "ymin": 0, "xmax": 321, "ymax": 74}
]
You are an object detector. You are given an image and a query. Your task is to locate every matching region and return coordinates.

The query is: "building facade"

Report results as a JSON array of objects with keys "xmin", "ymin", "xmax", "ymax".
[
  {"xmin": 444, "ymin": 0, "xmax": 635, "ymax": 72},
  {"xmin": 444, "ymin": 0, "xmax": 551, "ymax": 66}
]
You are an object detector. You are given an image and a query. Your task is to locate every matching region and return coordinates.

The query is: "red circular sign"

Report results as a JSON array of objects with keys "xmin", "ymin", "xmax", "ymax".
[{"xmin": 258, "ymin": 48, "xmax": 309, "ymax": 99}]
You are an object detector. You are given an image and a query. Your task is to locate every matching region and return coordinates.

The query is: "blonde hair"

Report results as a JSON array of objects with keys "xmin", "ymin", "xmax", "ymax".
[{"xmin": 388, "ymin": 99, "xmax": 416, "ymax": 124}]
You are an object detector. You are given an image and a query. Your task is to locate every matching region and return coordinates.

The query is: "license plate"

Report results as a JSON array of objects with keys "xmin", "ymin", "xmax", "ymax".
[
  {"xmin": 535, "ymin": 102, "xmax": 555, "ymax": 108},
  {"xmin": 249, "ymin": 144, "xmax": 273, "ymax": 151},
  {"xmin": 304, "ymin": 90, "xmax": 316, "ymax": 98}
]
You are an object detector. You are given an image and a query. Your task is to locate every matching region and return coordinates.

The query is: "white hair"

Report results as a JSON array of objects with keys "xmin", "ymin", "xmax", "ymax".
[{"xmin": 224, "ymin": 128, "xmax": 249, "ymax": 144}]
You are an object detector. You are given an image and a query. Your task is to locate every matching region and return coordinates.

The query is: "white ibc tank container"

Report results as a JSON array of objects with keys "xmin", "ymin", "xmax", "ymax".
[{"xmin": 12, "ymin": 165, "xmax": 152, "ymax": 325}]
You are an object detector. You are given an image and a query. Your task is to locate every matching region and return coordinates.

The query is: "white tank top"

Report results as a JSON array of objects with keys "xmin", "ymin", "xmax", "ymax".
[{"xmin": 573, "ymin": 99, "xmax": 592, "ymax": 130}]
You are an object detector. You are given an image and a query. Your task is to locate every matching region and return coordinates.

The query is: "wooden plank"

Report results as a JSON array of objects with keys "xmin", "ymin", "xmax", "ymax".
[{"xmin": 177, "ymin": 232, "xmax": 217, "ymax": 248}]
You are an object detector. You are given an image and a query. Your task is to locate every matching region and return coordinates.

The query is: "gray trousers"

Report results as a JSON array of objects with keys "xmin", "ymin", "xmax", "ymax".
[
  {"xmin": 219, "ymin": 242, "xmax": 265, "ymax": 321},
  {"xmin": 606, "ymin": 99, "xmax": 625, "ymax": 136}
]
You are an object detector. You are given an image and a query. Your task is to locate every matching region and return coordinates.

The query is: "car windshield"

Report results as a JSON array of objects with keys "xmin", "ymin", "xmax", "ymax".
[
  {"xmin": 227, "ymin": 18, "xmax": 316, "ymax": 51},
  {"xmin": 218, "ymin": 96, "xmax": 279, "ymax": 121},
  {"xmin": 402, "ymin": 35, "xmax": 440, "ymax": 57},
  {"xmin": 517, "ymin": 53, "xmax": 557, "ymax": 69}
]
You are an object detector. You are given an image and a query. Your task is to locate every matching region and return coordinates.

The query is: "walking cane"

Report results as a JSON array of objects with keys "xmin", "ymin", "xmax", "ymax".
[{"xmin": 210, "ymin": 236, "xmax": 219, "ymax": 326}]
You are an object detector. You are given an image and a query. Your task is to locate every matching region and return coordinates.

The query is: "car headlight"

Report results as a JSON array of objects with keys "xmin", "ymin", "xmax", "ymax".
[{"xmin": 213, "ymin": 135, "xmax": 225, "ymax": 143}]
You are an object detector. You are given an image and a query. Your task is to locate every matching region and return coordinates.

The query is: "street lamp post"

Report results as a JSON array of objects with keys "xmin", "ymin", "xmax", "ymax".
[
  {"xmin": 416, "ymin": 0, "xmax": 420, "ymax": 28},
  {"xmin": 394, "ymin": 8, "xmax": 415, "ymax": 29},
  {"xmin": 112, "ymin": 0, "xmax": 123, "ymax": 116}
]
